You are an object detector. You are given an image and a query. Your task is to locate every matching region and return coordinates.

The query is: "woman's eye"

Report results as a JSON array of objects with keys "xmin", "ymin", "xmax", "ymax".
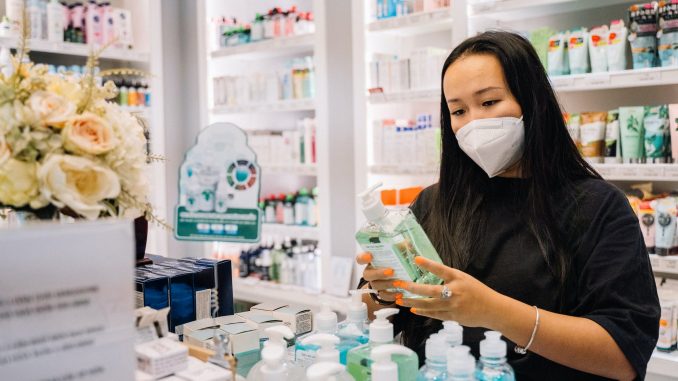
[
  {"xmin": 451, "ymin": 109, "xmax": 465, "ymax": 116},
  {"xmin": 482, "ymin": 100, "xmax": 499, "ymax": 107}
]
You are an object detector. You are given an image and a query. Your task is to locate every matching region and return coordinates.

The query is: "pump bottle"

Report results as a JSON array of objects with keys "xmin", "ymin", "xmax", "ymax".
[
  {"xmin": 447, "ymin": 345, "xmax": 476, "ymax": 381},
  {"xmin": 355, "ymin": 183, "xmax": 444, "ymax": 298},
  {"xmin": 439, "ymin": 321, "xmax": 463, "ymax": 348},
  {"xmin": 346, "ymin": 308, "xmax": 418, "ymax": 381},
  {"xmin": 246, "ymin": 326, "xmax": 304, "ymax": 381},
  {"xmin": 295, "ymin": 303, "xmax": 338, "ymax": 367},
  {"xmin": 370, "ymin": 344, "xmax": 419, "ymax": 381},
  {"xmin": 336, "ymin": 289, "xmax": 374, "ymax": 364}
]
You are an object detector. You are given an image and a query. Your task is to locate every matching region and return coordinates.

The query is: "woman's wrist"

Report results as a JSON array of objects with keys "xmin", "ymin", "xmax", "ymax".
[{"xmin": 485, "ymin": 292, "xmax": 536, "ymax": 347}]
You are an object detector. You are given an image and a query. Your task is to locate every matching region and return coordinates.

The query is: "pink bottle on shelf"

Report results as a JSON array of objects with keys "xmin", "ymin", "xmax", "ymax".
[{"xmin": 284, "ymin": 6, "xmax": 296, "ymax": 36}]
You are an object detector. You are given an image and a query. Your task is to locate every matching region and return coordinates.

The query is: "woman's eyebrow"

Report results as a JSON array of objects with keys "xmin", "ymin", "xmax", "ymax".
[{"xmin": 447, "ymin": 86, "xmax": 503, "ymax": 103}]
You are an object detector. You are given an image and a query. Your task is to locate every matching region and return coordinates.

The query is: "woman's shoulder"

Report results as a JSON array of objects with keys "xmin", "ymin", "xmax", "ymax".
[{"xmin": 568, "ymin": 177, "xmax": 631, "ymax": 211}]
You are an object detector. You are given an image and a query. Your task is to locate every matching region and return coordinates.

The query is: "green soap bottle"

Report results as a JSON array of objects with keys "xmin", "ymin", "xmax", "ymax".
[
  {"xmin": 355, "ymin": 183, "xmax": 444, "ymax": 298},
  {"xmin": 346, "ymin": 308, "xmax": 419, "ymax": 381}
]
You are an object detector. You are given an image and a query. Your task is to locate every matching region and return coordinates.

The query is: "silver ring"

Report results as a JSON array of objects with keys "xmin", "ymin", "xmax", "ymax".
[{"xmin": 441, "ymin": 285, "xmax": 452, "ymax": 299}]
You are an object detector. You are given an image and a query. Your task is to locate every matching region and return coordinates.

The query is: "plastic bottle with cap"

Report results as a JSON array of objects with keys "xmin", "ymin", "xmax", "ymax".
[
  {"xmin": 336, "ymin": 289, "xmax": 374, "ymax": 364},
  {"xmin": 355, "ymin": 183, "xmax": 444, "ymax": 297},
  {"xmin": 439, "ymin": 321, "xmax": 464, "ymax": 348},
  {"xmin": 370, "ymin": 344, "xmax": 419, "ymax": 381},
  {"xmin": 294, "ymin": 303, "xmax": 338, "ymax": 367},
  {"xmin": 346, "ymin": 308, "xmax": 418, "ymax": 381},
  {"xmin": 476, "ymin": 331, "xmax": 515, "ymax": 381},
  {"xmin": 416, "ymin": 333, "xmax": 448, "ymax": 380},
  {"xmin": 447, "ymin": 345, "xmax": 476, "ymax": 381},
  {"xmin": 247, "ymin": 326, "xmax": 304, "ymax": 381},
  {"xmin": 306, "ymin": 361, "xmax": 354, "ymax": 381}
]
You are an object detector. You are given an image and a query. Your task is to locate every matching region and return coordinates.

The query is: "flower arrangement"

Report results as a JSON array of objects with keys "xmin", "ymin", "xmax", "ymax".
[{"xmin": 0, "ymin": 23, "xmax": 161, "ymax": 223}]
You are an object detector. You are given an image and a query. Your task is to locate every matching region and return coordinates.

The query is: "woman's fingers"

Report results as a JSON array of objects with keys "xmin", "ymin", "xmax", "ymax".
[
  {"xmin": 378, "ymin": 291, "xmax": 403, "ymax": 302},
  {"xmin": 393, "ymin": 280, "xmax": 445, "ymax": 298},
  {"xmin": 363, "ymin": 267, "xmax": 395, "ymax": 282},
  {"xmin": 356, "ymin": 252, "xmax": 373, "ymax": 265},
  {"xmin": 414, "ymin": 256, "xmax": 459, "ymax": 282},
  {"xmin": 396, "ymin": 297, "xmax": 448, "ymax": 309},
  {"xmin": 370, "ymin": 279, "xmax": 398, "ymax": 291}
]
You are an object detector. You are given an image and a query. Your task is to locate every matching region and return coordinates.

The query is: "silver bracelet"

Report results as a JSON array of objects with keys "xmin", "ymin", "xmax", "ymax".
[{"xmin": 515, "ymin": 306, "xmax": 540, "ymax": 355}]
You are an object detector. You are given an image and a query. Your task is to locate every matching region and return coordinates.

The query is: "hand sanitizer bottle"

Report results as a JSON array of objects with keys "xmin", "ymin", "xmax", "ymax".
[
  {"xmin": 370, "ymin": 344, "xmax": 420, "ymax": 381},
  {"xmin": 247, "ymin": 326, "xmax": 304, "ymax": 381},
  {"xmin": 355, "ymin": 183, "xmax": 444, "ymax": 298},
  {"xmin": 439, "ymin": 321, "xmax": 464, "ymax": 348},
  {"xmin": 417, "ymin": 334, "xmax": 448, "ymax": 380},
  {"xmin": 295, "ymin": 303, "xmax": 338, "ymax": 367},
  {"xmin": 476, "ymin": 331, "xmax": 515, "ymax": 381},
  {"xmin": 346, "ymin": 308, "xmax": 418, "ymax": 381},
  {"xmin": 301, "ymin": 333, "xmax": 341, "ymax": 363},
  {"xmin": 306, "ymin": 362, "xmax": 354, "ymax": 381},
  {"xmin": 448, "ymin": 345, "xmax": 476, "ymax": 381},
  {"xmin": 337, "ymin": 289, "xmax": 374, "ymax": 364}
]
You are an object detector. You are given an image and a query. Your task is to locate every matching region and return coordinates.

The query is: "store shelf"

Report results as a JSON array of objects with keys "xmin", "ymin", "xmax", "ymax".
[
  {"xmin": 367, "ymin": 7, "xmax": 453, "ymax": 35},
  {"xmin": 261, "ymin": 223, "xmax": 320, "ymax": 240},
  {"xmin": 648, "ymin": 350, "xmax": 678, "ymax": 378},
  {"xmin": 368, "ymin": 88, "xmax": 439, "ymax": 104},
  {"xmin": 469, "ymin": 0, "xmax": 632, "ymax": 21},
  {"xmin": 593, "ymin": 164, "xmax": 678, "ymax": 182},
  {"xmin": 550, "ymin": 67, "xmax": 678, "ymax": 92},
  {"xmin": 0, "ymin": 37, "xmax": 150, "ymax": 63},
  {"xmin": 210, "ymin": 34, "xmax": 315, "ymax": 59},
  {"xmin": 650, "ymin": 255, "xmax": 678, "ymax": 279},
  {"xmin": 121, "ymin": 107, "xmax": 151, "ymax": 119},
  {"xmin": 261, "ymin": 164, "xmax": 317, "ymax": 177},
  {"xmin": 369, "ymin": 164, "xmax": 439, "ymax": 176},
  {"xmin": 211, "ymin": 98, "xmax": 315, "ymax": 114},
  {"xmin": 232, "ymin": 277, "xmax": 350, "ymax": 313}
]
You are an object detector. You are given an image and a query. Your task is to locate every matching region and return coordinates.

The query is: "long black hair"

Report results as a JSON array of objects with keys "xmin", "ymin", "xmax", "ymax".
[{"xmin": 402, "ymin": 31, "xmax": 601, "ymax": 349}]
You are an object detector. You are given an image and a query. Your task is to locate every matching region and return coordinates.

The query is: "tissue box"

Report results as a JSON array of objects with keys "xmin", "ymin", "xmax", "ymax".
[
  {"xmin": 235, "ymin": 310, "xmax": 284, "ymax": 339},
  {"xmin": 136, "ymin": 338, "xmax": 188, "ymax": 378},
  {"xmin": 250, "ymin": 303, "xmax": 313, "ymax": 336},
  {"xmin": 183, "ymin": 315, "xmax": 260, "ymax": 377}
]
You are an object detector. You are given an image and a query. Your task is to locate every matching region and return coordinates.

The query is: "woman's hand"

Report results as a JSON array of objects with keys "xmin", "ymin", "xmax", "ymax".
[
  {"xmin": 356, "ymin": 252, "xmax": 402, "ymax": 303},
  {"xmin": 395, "ymin": 256, "xmax": 503, "ymax": 327}
]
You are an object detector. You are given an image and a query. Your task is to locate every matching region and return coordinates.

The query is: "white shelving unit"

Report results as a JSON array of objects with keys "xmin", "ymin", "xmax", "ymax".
[
  {"xmin": 211, "ymin": 33, "xmax": 315, "ymax": 59},
  {"xmin": 367, "ymin": 7, "xmax": 453, "ymax": 35},
  {"xmin": 0, "ymin": 37, "xmax": 151, "ymax": 62},
  {"xmin": 648, "ymin": 350, "xmax": 678, "ymax": 379},
  {"xmin": 232, "ymin": 277, "xmax": 350, "ymax": 313},
  {"xmin": 593, "ymin": 164, "xmax": 678, "ymax": 182},
  {"xmin": 551, "ymin": 67, "xmax": 678, "ymax": 93},
  {"xmin": 200, "ymin": 0, "xmax": 359, "ymax": 301},
  {"xmin": 369, "ymin": 164, "xmax": 438, "ymax": 176},
  {"xmin": 368, "ymin": 88, "xmax": 439, "ymax": 104},
  {"xmin": 261, "ymin": 223, "xmax": 320, "ymax": 241},
  {"xmin": 649, "ymin": 255, "xmax": 678, "ymax": 278},
  {"xmin": 210, "ymin": 98, "xmax": 315, "ymax": 114},
  {"xmin": 468, "ymin": 0, "xmax": 634, "ymax": 20}
]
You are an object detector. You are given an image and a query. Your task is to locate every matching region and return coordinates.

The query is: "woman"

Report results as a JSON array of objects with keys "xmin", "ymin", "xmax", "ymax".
[{"xmin": 357, "ymin": 31, "xmax": 660, "ymax": 380}]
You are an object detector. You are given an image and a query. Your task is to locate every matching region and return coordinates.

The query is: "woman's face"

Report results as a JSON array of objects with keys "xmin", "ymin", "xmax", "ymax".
[{"xmin": 443, "ymin": 53, "xmax": 523, "ymax": 134}]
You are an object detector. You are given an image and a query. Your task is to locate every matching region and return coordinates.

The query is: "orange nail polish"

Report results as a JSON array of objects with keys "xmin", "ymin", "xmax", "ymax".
[
  {"xmin": 395, "ymin": 293, "xmax": 403, "ymax": 299},
  {"xmin": 395, "ymin": 299, "xmax": 403, "ymax": 306},
  {"xmin": 361, "ymin": 253, "xmax": 373, "ymax": 262},
  {"xmin": 392, "ymin": 280, "xmax": 401, "ymax": 288},
  {"xmin": 384, "ymin": 268, "xmax": 394, "ymax": 277},
  {"xmin": 411, "ymin": 308, "xmax": 418, "ymax": 314},
  {"xmin": 414, "ymin": 256, "xmax": 426, "ymax": 265}
]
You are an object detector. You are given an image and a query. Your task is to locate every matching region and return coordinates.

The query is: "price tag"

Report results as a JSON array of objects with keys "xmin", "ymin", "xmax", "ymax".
[
  {"xmin": 584, "ymin": 74, "xmax": 611, "ymax": 87},
  {"xmin": 645, "ymin": 166, "xmax": 664, "ymax": 178},
  {"xmin": 619, "ymin": 166, "xmax": 638, "ymax": 178},
  {"xmin": 551, "ymin": 76, "xmax": 575, "ymax": 89},
  {"xmin": 637, "ymin": 70, "xmax": 660, "ymax": 82},
  {"xmin": 663, "ymin": 165, "xmax": 678, "ymax": 179},
  {"xmin": 650, "ymin": 255, "xmax": 661, "ymax": 268},
  {"xmin": 664, "ymin": 258, "xmax": 678, "ymax": 272}
]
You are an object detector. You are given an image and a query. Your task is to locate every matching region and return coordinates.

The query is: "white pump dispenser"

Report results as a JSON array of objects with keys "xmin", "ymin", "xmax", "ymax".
[
  {"xmin": 306, "ymin": 362, "xmax": 353, "ymax": 381},
  {"xmin": 357, "ymin": 182, "xmax": 387, "ymax": 222},
  {"xmin": 315, "ymin": 303, "xmax": 338, "ymax": 334},
  {"xmin": 247, "ymin": 326, "xmax": 303, "ymax": 381},
  {"xmin": 447, "ymin": 345, "xmax": 476, "ymax": 380},
  {"xmin": 371, "ymin": 344, "xmax": 418, "ymax": 381},
  {"xmin": 301, "ymin": 333, "xmax": 340, "ymax": 363},
  {"xmin": 480, "ymin": 331, "xmax": 506, "ymax": 359},
  {"xmin": 347, "ymin": 289, "xmax": 375, "ymax": 325},
  {"xmin": 370, "ymin": 308, "xmax": 399, "ymax": 344}
]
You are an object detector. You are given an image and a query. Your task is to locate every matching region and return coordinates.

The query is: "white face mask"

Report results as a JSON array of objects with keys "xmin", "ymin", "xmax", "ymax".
[{"xmin": 455, "ymin": 116, "xmax": 525, "ymax": 178}]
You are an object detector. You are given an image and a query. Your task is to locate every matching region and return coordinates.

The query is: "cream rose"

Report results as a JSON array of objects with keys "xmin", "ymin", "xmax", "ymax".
[
  {"xmin": 62, "ymin": 113, "xmax": 116, "ymax": 155},
  {"xmin": 38, "ymin": 155, "xmax": 121, "ymax": 220},
  {"xmin": 0, "ymin": 159, "xmax": 40, "ymax": 207},
  {"xmin": 28, "ymin": 91, "xmax": 76, "ymax": 129},
  {"xmin": 0, "ymin": 134, "xmax": 9, "ymax": 167}
]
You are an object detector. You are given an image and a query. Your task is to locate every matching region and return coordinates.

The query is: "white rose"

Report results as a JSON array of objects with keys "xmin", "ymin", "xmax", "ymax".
[
  {"xmin": 38, "ymin": 154, "xmax": 121, "ymax": 220},
  {"xmin": 28, "ymin": 90, "xmax": 76, "ymax": 129},
  {"xmin": 0, "ymin": 158, "xmax": 40, "ymax": 207},
  {"xmin": 63, "ymin": 113, "xmax": 116, "ymax": 155}
]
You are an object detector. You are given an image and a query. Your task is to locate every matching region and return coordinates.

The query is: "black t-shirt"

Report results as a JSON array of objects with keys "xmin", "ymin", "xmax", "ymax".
[{"xmin": 394, "ymin": 177, "xmax": 660, "ymax": 380}]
